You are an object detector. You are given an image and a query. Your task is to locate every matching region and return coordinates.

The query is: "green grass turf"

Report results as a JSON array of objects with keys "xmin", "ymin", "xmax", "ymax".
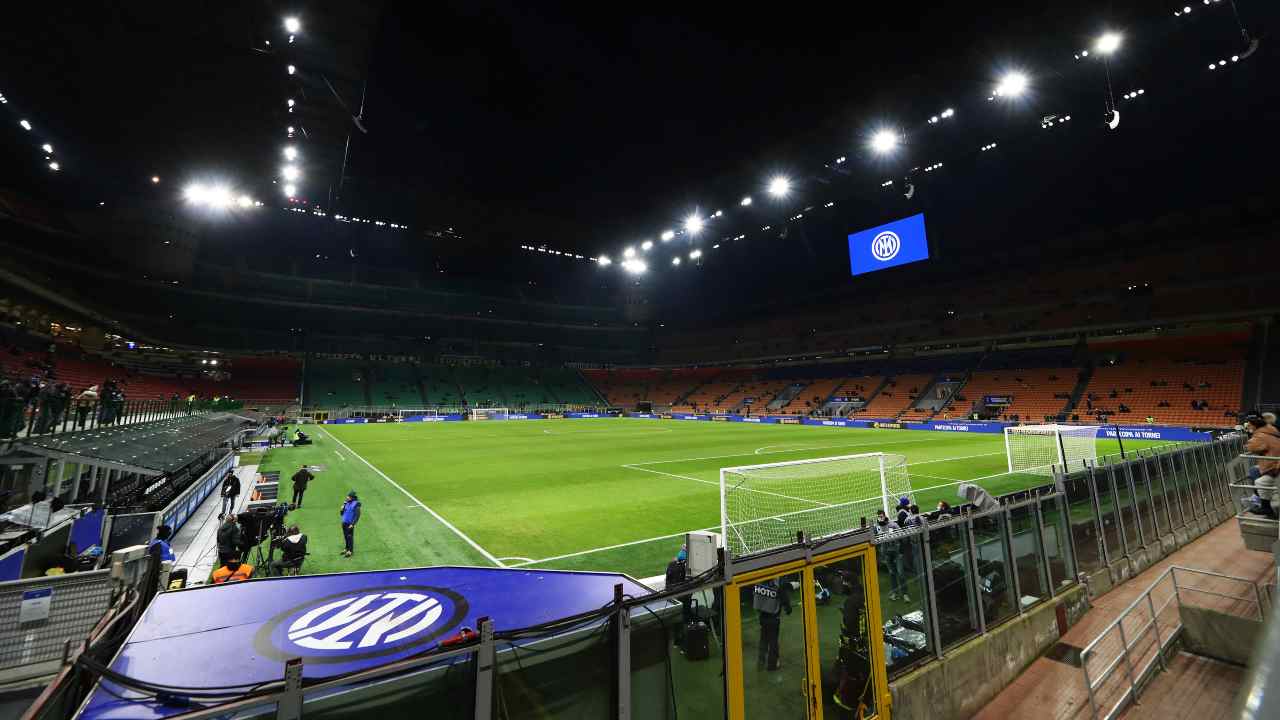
[{"xmin": 251, "ymin": 419, "xmax": 1178, "ymax": 580}]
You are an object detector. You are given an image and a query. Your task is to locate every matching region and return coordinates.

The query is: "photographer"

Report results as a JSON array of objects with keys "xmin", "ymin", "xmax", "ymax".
[
  {"xmin": 216, "ymin": 514, "xmax": 241, "ymax": 566},
  {"xmin": 270, "ymin": 525, "xmax": 308, "ymax": 576},
  {"xmin": 219, "ymin": 469, "xmax": 240, "ymax": 519}
]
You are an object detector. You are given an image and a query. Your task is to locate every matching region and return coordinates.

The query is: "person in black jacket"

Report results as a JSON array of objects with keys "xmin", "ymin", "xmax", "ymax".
[
  {"xmin": 753, "ymin": 577, "xmax": 792, "ymax": 671},
  {"xmin": 665, "ymin": 545, "xmax": 692, "ymax": 644},
  {"xmin": 290, "ymin": 465, "xmax": 313, "ymax": 508},
  {"xmin": 216, "ymin": 514, "xmax": 242, "ymax": 566},
  {"xmin": 219, "ymin": 470, "xmax": 240, "ymax": 519}
]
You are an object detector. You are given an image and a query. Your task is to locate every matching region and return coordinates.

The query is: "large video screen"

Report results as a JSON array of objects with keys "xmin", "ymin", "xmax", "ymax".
[{"xmin": 848, "ymin": 213, "xmax": 930, "ymax": 276}]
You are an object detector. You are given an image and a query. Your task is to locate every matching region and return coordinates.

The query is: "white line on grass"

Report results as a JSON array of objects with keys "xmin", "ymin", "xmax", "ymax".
[
  {"xmin": 318, "ymin": 426, "xmax": 506, "ymax": 568},
  {"xmin": 498, "ymin": 556, "xmax": 535, "ymax": 564},
  {"xmin": 621, "ymin": 464, "xmax": 832, "ymax": 507},
  {"xmin": 633, "ymin": 437, "xmax": 939, "ymax": 467},
  {"xmin": 334, "ymin": 450, "xmax": 345, "ymax": 461}
]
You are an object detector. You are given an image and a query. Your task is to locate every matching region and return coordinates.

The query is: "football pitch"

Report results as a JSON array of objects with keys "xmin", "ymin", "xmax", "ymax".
[{"xmin": 252, "ymin": 419, "xmax": 1172, "ymax": 580}]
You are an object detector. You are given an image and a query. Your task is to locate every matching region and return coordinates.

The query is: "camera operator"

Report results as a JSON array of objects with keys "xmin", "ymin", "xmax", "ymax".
[
  {"xmin": 216, "ymin": 514, "xmax": 241, "ymax": 566},
  {"xmin": 270, "ymin": 525, "xmax": 308, "ymax": 576}
]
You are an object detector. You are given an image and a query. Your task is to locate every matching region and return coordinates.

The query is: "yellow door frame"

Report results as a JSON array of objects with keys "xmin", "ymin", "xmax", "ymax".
[{"xmin": 724, "ymin": 545, "xmax": 890, "ymax": 720}]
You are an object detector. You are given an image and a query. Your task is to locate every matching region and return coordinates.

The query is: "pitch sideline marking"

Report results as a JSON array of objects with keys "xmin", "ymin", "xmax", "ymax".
[
  {"xmin": 318, "ymin": 426, "xmax": 506, "ymax": 568},
  {"xmin": 497, "ymin": 556, "xmax": 535, "ymax": 564},
  {"xmin": 632, "ymin": 436, "xmax": 939, "ymax": 467},
  {"xmin": 334, "ymin": 450, "xmax": 345, "ymax": 461}
]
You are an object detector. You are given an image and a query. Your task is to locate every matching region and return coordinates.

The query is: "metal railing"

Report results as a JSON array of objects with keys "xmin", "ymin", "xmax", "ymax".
[
  {"xmin": 0, "ymin": 395, "xmax": 241, "ymax": 442},
  {"xmin": 1080, "ymin": 565, "xmax": 1271, "ymax": 719}
]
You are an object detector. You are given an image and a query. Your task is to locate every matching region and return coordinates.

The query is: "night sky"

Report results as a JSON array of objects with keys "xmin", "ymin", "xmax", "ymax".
[{"xmin": 1, "ymin": 1, "xmax": 1276, "ymax": 313}]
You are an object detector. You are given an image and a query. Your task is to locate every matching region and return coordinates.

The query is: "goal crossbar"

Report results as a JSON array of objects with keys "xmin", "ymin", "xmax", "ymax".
[{"xmin": 1004, "ymin": 424, "xmax": 1100, "ymax": 475}]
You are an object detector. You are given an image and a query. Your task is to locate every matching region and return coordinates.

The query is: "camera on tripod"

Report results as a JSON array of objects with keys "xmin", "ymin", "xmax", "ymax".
[{"xmin": 241, "ymin": 500, "xmax": 289, "ymax": 545}]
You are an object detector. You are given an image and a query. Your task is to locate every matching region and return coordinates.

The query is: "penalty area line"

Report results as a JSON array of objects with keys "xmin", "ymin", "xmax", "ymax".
[{"xmin": 318, "ymin": 426, "xmax": 506, "ymax": 568}]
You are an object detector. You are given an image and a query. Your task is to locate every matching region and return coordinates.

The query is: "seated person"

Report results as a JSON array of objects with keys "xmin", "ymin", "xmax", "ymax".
[
  {"xmin": 212, "ymin": 555, "xmax": 255, "ymax": 584},
  {"xmin": 270, "ymin": 525, "xmax": 308, "ymax": 576},
  {"xmin": 292, "ymin": 429, "xmax": 312, "ymax": 446}
]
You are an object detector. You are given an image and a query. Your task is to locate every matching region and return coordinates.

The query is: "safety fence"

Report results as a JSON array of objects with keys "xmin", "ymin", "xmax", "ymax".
[
  {"xmin": 0, "ymin": 570, "xmax": 114, "ymax": 683},
  {"xmin": 1080, "ymin": 565, "xmax": 1270, "ymax": 719},
  {"xmin": 0, "ymin": 395, "xmax": 237, "ymax": 442}
]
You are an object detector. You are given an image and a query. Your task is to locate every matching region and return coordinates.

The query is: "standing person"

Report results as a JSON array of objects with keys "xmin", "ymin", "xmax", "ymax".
[
  {"xmin": 340, "ymin": 491, "xmax": 361, "ymax": 557},
  {"xmin": 753, "ymin": 577, "xmax": 791, "ymax": 670},
  {"xmin": 219, "ymin": 469, "xmax": 240, "ymax": 519},
  {"xmin": 665, "ymin": 545, "xmax": 691, "ymax": 644},
  {"xmin": 216, "ymin": 514, "xmax": 242, "ymax": 566},
  {"xmin": 833, "ymin": 575, "xmax": 872, "ymax": 717},
  {"xmin": 290, "ymin": 465, "xmax": 313, "ymax": 508},
  {"xmin": 874, "ymin": 511, "xmax": 908, "ymax": 602},
  {"xmin": 148, "ymin": 525, "xmax": 175, "ymax": 563}
]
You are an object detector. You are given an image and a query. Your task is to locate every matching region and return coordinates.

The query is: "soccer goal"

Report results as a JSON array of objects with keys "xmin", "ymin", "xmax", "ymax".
[
  {"xmin": 469, "ymin": 407, "xmax": 509, "ymax": 421},
  {"xmin": 1004, "ymin": 424, "xmax": 1099, "ymax": 475},
  {"xmin": 720, "ymin": 452, "xmax": 912, "ymax": 558}
]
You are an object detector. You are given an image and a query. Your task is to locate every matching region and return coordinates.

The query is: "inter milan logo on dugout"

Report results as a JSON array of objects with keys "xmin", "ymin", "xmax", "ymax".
[
  {"xmin": 871, "ymin": 230, "xmax": 901, "ymax": 261},
  {"xmin": 256, "ymin": 585, "xmax": 468, "ymax": 662}
]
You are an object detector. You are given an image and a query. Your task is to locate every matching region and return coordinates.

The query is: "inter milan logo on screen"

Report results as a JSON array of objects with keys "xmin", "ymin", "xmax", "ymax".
[
  {"xmin": 255, "ymin": 585, "xmax": 468, "ymax": 662},
  {"xmin": 870, "ymin": 231, "xmax": 901, "ymax": 262}
]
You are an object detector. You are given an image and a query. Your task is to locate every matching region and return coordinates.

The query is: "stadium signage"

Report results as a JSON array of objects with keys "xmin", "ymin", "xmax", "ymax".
[
  {"xmin": 741, "ymin": 417, "xmax": 762, "ymax": 423},
  {"xmin": 984, "ymin": 395, "xmax": 1014, "ymax": 405},
  {"xmin": 848, "ymin": 213, "xmax": 930, "ymax": 276},
  {"xmin": 873, "ymin": 422, "xmax": 905, "ymax": 429},
  {"xmin": 1098, "ymin": 426, "xmax": 1211, "ymax": 442},
  {"xmin": 255, "ymin": 585, "xmax": 468, "ymax": 663},
  {"xmin": 659, "ymin": 413, "xmax": 673, "ymax": 419},
  {"xmin": 566, "ymin": 413, "xmax": 600, "ymax": 418},
  {"xmin": 544, "ymin": 412, "xmax": 565, "ymax": 419},
  {"xmin": 713, "ymin": 415, "xmax": 730, "ymax": 422},
  {"xmin": 779, "ymin": 418, "xmax": 800, "ymax": 424}
]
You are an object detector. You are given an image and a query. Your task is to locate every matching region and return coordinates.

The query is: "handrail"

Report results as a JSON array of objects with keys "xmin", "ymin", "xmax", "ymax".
[{"xmin": 1080, "ymin": 565, "xmax": 1270, "ymax": 719}]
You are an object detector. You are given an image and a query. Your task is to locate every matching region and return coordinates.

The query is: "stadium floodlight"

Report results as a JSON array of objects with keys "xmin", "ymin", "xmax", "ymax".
[
  {"xmin": 287, "ymin": 64, "xmax": 297, "ymax": 75},
  {"xmin": 689, "ymin": 249, "xmax": 702, "ymax": 260},
  {"xmin": 660, "ymin": 229, "xmax": 675, "ymax": 242},
  {"xmin": 1095, "ymin": 32, "xmax": 1122, "ymax": 55},
  {"xmin": 48, "ymin": 161, "xmax": 60, "ymax": 171},
  {"xmin": 151, "ymin": 176, "xmax": 161, "ymax": 184},
  {"xmin": 869, "ymin": 129, "xmax": 899, "ymax": 154},
  {"xmin": 283, "ymin": 183, "xmax": 297, "ymax": 196},
  {"xmin": 941, "ymin": 108, "xmax": 955, "ymax": 118},
  {"xmin": 207, "ymin": 186, "xmax": 232, "ymax": 208},
  {"xmin": 597, "ymin": 255, "xmax": 612, "ymax": 266},
  {"xmin": 19, "ymin": 119, "xmax": 32, "ymax": 131},
  {"xmin": 282, "ymin": 165, "xmax": 300, "ymax": 181},
  {"xmin": 284, "ymin": 16, "xmax": 301, "ymax": 34},
  {"xmin": 623, "ymin": 246, "xmax": 636, "ymax": 258},
  {"xmin": 684, "ymin": 213, "xmax": 704, "ymax": 235},
  {"xmin": 41, "ymin": 143, "xmax": 53, "ymax": 154},
  {"xmin": 994, "ymin": 71, "xmax": 1028, "ymax": 98},
  {"xmin": 287, "ymin": 126, "xmax": 295, "ymax": 135},
  {"xmin": 741, "ymin": 196, "xmax": 752, "ymax": 206},
  {"xmin": 672, "ymin": 256, "xmax": 681, "ymax": 266},
  {"xmin": 641, "ymin": 240, "xmax": 653, "ymax": 251},
  {"xmin": 283, "ymin": 146, "xmax": 298, "ymax": 161},
  {"xmin": 286, "ymin": 99, "xmax": 295, "ymax": 108},
  {"xmin": 237, "ymin": 195, "xmax": 253, "ymax": 208},
  {"xmin": 621, "ymin": 258, "xmax": 646, "ymax": 274},
  {"xmin": 184, "ymin": 183, "xmax": 206, "ymax": 203},
  {"xmin": 767, "ymin": 176, "xmax": 791, "ymax": 197}
]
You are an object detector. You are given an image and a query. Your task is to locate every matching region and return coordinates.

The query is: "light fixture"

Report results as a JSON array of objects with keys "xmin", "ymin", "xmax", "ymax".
[
  {"xmin": 941, "ymin": 108, "xmax": 955, "ymax": 118},
  {"xmin": 284, "ymin": 183, "xmax": 297, "ymax": 196},
  {"xmin": 994, "ymin": 71, "xmax": 1029, "ymax": 98},
  {"xmin": 282, "ymin": 165, "xmax": 300, "ymax": 181},
  {"xmin": 623, "ymin": 247, "xmax": 636, "ymax": 258},
  {"xmin": 672, "ymin": 257, "xmax": 682, "ymax": 266},
  {"xmin": 237, "ymin": 195, "xmax": 253, "ymax": 208},
  {"xmin": 660, "ymin": 229, "xmax": 675, "ymax": 242},
  {"xmin": 19, "ymin": 119, "xmax": 32, "ymax": 131},
  {"xmin": 641, "ymin": 240, "xmax": 653, "ymax": 251},
  {"xmin": 869, "ymin": 129, "xmax": 899, "ymax": 154},
  {"xmin": 151, "ymin": 176, "xmax": 161, "ymax": 184},
  {"xmin": 287, "ymin": 64, "xmax": 297, "ymax": 75},
  {"xmin": 767, "ymin": 176, "xmax": 791, "ymax": 197},
  {"xmin": 597, "ymin": 255, "xmax": 612, "ymax": 266},
  {"xmin": 1095, "ymin": 32, "xmax": 1122, "ymax": 55},
  {"xmin": 48, "ymin": 161, "xmax": 59, "ymax": 171},
  {"xmin": 287, "ymin": 126, "xmax": 295, "ymax": 135},
  {"xmin": 684, "ymin": 213, "xmax": 704, "ymax": 235},
  {"xmin": 287, "ymin": 99, "xmax": 295, "ymax": 108},
  {"xmin": 621, "ymin": 258, "xmax": 646, "ymax": 275},
  {"xmin": 740, "ymin": 196, "xmax": 752, "ymax": 206},
  {"xmin": 283, "ymin": 146, "xmax": 298, "ymax": 161},
  {"xmin": 689, "ymin": 249, "xmax": 702, "ymax": 260},
  {"xmin": 41, "ymin": 143, "xmax": 53, "ymax": 154},
  {"xmin": 284, "ymin": 17, "xmax": 301, "ymax": 34}
]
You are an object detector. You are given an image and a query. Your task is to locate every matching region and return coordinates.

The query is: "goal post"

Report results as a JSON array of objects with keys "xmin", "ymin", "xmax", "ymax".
[
  {"xmin": 1004, "ymin": 424, "xmax": 1099, "ymax": 475},
  {"xmin": 719, "ymin": 452, "xmax": 912, "ymax": 558},
  {"xmin": 469, "ymin": 407, "xmax": 509, "ymax": 421}
]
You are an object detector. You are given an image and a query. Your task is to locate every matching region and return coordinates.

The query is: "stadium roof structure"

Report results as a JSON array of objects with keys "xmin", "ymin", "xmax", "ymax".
[{"xmin": 15, "ymin": 413, "xmax": 250, "ymax": 475}]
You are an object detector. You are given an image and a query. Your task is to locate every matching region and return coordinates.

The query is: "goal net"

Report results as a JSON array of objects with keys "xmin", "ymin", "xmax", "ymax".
[
  {"xmin": 720, "ymin": 453, "xmax": 912, "ymax": 558},
  {"xmin": 1004, "ymin": 424, "xmax": 1099, "ymax": 475},
  {"xmin": 469, "ymin": 407, "xmax": 509, "ymax": 421}
]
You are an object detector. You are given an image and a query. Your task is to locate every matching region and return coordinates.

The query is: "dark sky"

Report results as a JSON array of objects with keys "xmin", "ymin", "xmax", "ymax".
[{"xmin": 1, "ymin": 0, "xmax": 1277, "ymax": 308}]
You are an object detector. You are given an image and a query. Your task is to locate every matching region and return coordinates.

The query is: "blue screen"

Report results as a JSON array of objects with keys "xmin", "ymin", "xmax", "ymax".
[{"xmin": 848, "ymin": 213, "xmax": 930, "ymax": 276}]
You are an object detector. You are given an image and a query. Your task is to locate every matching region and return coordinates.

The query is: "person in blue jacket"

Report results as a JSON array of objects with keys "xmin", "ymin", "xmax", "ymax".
[
  {"xmin": 148, "ymin": 525, "xmax": 175, "ymax": 563},
  {"xmin": 340, "ymin": 491, "xmax": 361, "ymax": 557}
]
